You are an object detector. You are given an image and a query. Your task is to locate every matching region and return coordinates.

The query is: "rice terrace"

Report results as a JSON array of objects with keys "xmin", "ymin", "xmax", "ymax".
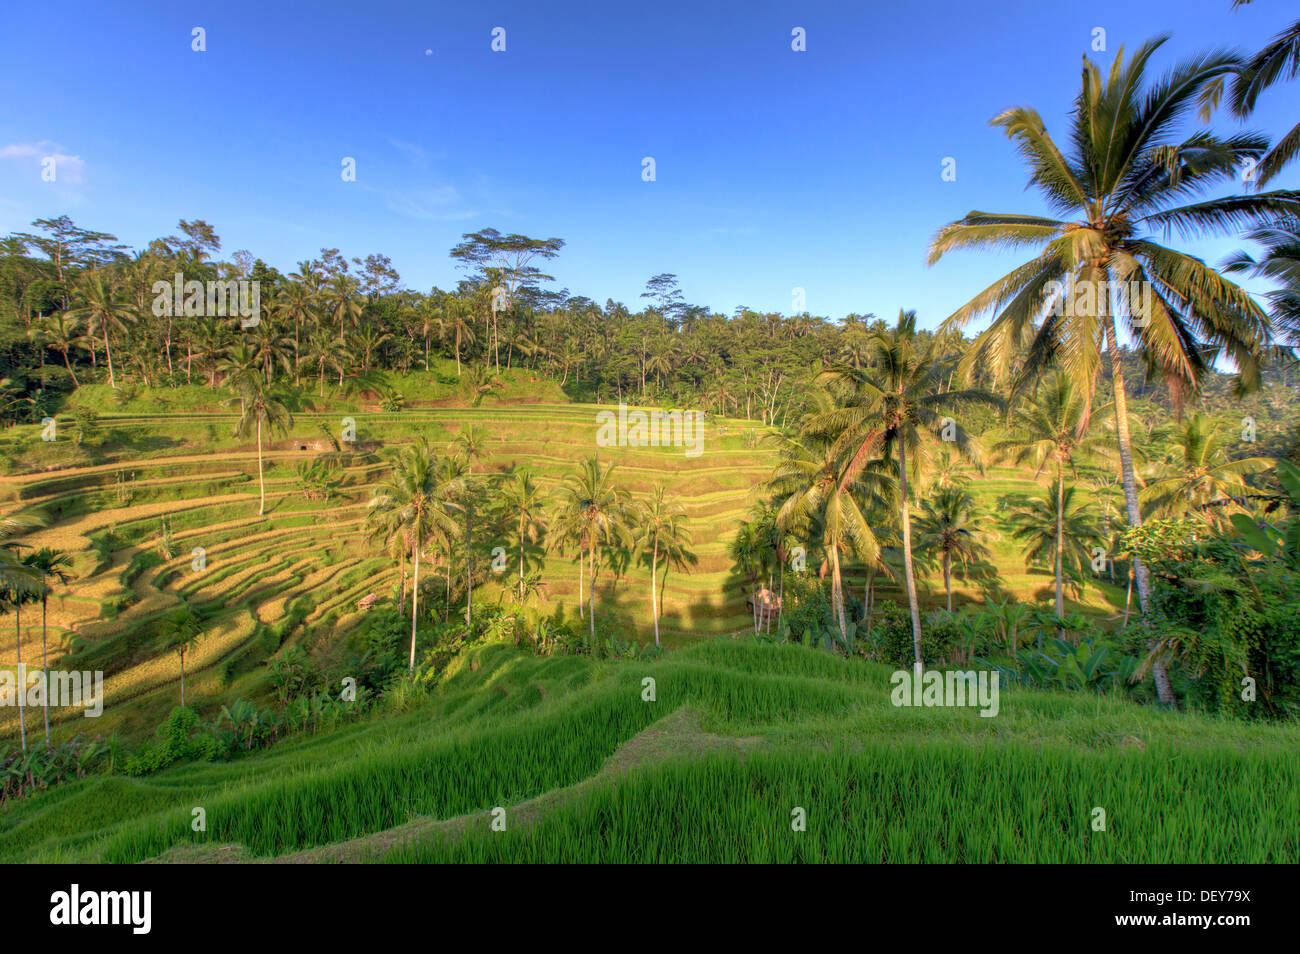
[{"xmin": 1, "ymin": 0, "xmax": 1299, "ymax": 905}]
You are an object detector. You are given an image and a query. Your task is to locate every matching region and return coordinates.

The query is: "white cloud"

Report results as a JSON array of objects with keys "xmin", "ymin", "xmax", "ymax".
[{"xmin": 0, "ymin": 141, "xmax": 86, "ymax": 184}]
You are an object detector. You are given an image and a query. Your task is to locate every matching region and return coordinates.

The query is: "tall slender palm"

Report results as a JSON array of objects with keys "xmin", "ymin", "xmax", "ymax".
[
  {"xmin": 562, "ymin": 457, "xmax": 631, "ymax": 640},
  {"xmin": 228, "ymin": 371, "xmax": 294, "ymax": 517},
  {"xmin": 1140, "ymin": 412, "xmax": 1273, "ymax": 520},
  {"xmin": 66, "ymin": 272, "xmax": 135, "ymax": 389},
  {"xmin": 1006, "ymin": 486, "xmax": 1104, "ymax": 613},
  {"xmin": 304, "ymin": 329, "xmax": 346, "ymax": 397},
  {"xmin": 636, "ymin": 485, "xmax": 697, "ymax": 646},
  {"xmin": 765, "ymin": 426, "xmax": 891, "ymax": 643},
  {"xmin": 914, "ymin": 485, "xmax": 989, "ymax": 612},
  {"xmin": 806, "ymin": 310, "xmax": 998, "ymax": 671},
  {"xmin": 990, "ymin": 373, "xmax": 1113, "ymax": 621},
  {"xmin": 280, "ymin": 278, "xmax": 319, "ymax": 382},
  {"xmin": 166, "ymin": 606, "xmax": 203, "ymax": 707},
  {"xmin": 1, "ymin": 513, "xmax": 42, "ymax": 750},
  {"xmin": 453, "ymin": 427, "xmax": 490, "ymax": 625},
  {"xmin": 366, "ymin": 440, "xmax": 462, "ymax": 671},
  {"xmin": 927, "ymin": 39, "xmax": 1295, "ymax": 700},
  {"xmin": 497, "ymin": 470, "xmax": 547, "ymax": 603},
  {"xmin": 20, "ymin": 548, "xmax": 72, "ymax": 744},
  {"xmin": 552, "ymin": 494, "xmax": 591, "ymax": 623},
  {"xmin": 39, "ymin": 312, "xmax": 86, "ymax": 386},
  {"xmin": 325, "ymin": 274, "xmax": 364, "ymax": 343}
]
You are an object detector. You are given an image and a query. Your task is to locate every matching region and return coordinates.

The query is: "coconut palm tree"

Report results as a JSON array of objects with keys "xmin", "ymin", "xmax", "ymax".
[
  {"xmin": 227, "ymin": 371, "xmax": 294, "ymax": 517},
  {"xmin": 366, "ymin": 440, "xmax": 463, "ymax": 671},
  {"xmin": 452, "ymin": 427, "xmax": 491, "ymax": 626},
  {"xmin": 1228, "ymin": 11, "xmax": 1300, "ymax": 186},
  {"xmin": 497, "ymin": 470, "xmax": 547, "ymax": 604},
  {"xmin": 1223, "ymin": 216, "xmax": 1300, "ymax": 347},
  {"xmin": 805, "ymin": 309, "xmax": 998, "ymax": 671},
  {"xmin": 280, "ymin": 278, "xmax": 319, "ymax": 382},
  {"xmin": 562, "ymin": 457, "xmax": 632, "ymax": 640},
  {"xmin": 166, "ymin": 606, "xmax": 203, "ymax": 708},
  {"xmin": 1140, "ymin": 412, "xmax": 1274, "ymax": 520},
  {"xmin": 990, "ymin": 373, "xmax": 1114, "ymax": 621},
  {"xmin": 551, "ymin": 494, "xmax": 592, "ymax": 622},
  {"xmin": 304, "ymin": 329, "xmax": 347, "ymax": 397},
  {"xmin": 37, "ymin": 312, "xmax": 86, "ymax": 387},
  {"xmin": 1006, "ymin": 487, "xmax": 1104, "ymax": 614},
  {"xmin": 765, "ymin": 424, "xmax": 892, "ymax": 643},
  {"xmin": 1, "ymin": 513, "xmax": 42, "ymax": 750},
  {"xmin": 913, "ymin": 485, "xmax": 990, "ymax": 612},
  {"xmin": 636, "ymin": 485, "xmax": 697, "ymax": 646},
  {"xmin": 20, "ymin": 548, "xmax": 72, "ymax": 744},
  {"xmin": 66, "ymin": 271, "xmax": 135, "ymax": 389},
  {"xmin": 927, "ymin": 38, "xmax": 1295, "ymax": 700}
]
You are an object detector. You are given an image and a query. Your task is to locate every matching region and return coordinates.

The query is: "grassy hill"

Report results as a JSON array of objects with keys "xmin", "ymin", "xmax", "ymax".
[
  {"xmin": 1, "ymin": 639, "xmax": 1295, "ymax": 863},
  {"xmin": 0, "ymin": 365, "xmax": 1129, "ymax": 743}
]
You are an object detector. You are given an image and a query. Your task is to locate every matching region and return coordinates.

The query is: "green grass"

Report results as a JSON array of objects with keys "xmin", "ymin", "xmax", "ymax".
[{"xmin": 3, "ymin": 639, "xmax": 1296, "ymax": 863}]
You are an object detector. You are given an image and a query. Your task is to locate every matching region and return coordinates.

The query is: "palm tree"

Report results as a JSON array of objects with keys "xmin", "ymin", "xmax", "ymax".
[
  {"xmin": 166, "ymin": 606, "xmax": 203, "ymax": 707},
  {"xmin": 914, "ymin": 485, "xmax": 989, "ymax": 612},
  {"xmin": 218, "ymin": 339, "xmax": 259, "ymax": 409},
  {"xmin": 227, "ymin": 371, "xmax": 294, "ymax": 517},
  {"xmin": 304, "ymin": 329, "xmax": 346, "ymax": 397},
  {"xmin": 20, "ymin": 548, "xmax": 72, "ymax": 744},
  {"xmin": 38, "ymin": 312, "xmax": 86, "ymax": 386},
  {"xmin": 990, "ymin": 373, "xmax": 1113, "ymax": 621},
  {"xmin": 1223, "ymin": 216, "xmax": 1300, "ymax": 347},
  {"xmin": 1228, "ymin": 11, "xmax": 1300, "ymax": 186},
  {"xmin": 636, "ymin": 485, "xmax": 697, "ymax": 646},
  {"xmin": 325, "ymin": 274, "xmax": 363, "ymax": 343},
  {"xmin": 497, "ymin": 470, "xmax": 547, "ymax": 603},
  {"xmin": 452, "ymin": 427, "xmax": 491, "ymax": 626},
  {"xmin": 562, "ymin": 457, "xmax": 631, "ymax": 640},
  {"xmin": 366, "ymin": 440, "xmax": 462, "ymax": 671},
  {"xmin": 1, "ymin": 513, "xmax": 42, "ymax": 750},
  {"xmin": 551, "ymin": 494, "xmax": 591, "ymax": 623},
  {"xmin": 440, "ymin": 298, "xmax": 476, "ymax": 377},
  {"xmin": 280, "ymin": 278, "xmax": 319, "ymax": 382},
  {"xmin": 806, "ymin": 310, "xmax": 998, "ymax": 672},
  {"xmin": 1006, "ymin": 487, "xmax": 1104, "ymax": 614},
  {"xmin": 1140, "ymin": 412, "xmax": 1274, "ymax": 521},
  {"xmin": 66, "ymin": 272, "xmax": 135, "ymax": 389},
  {"xmin": 765, "ymin": 425, "xmax": 891, "ymax": 643},
  {"xmin": 927, "ymin": 38, "xmax": 1294, "ymax": 700}
]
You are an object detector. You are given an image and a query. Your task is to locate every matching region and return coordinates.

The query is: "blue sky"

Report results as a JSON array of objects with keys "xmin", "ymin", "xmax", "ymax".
[{"xmin": 0, "ymin": 0, "xmax": 1295, "ymax": 329}]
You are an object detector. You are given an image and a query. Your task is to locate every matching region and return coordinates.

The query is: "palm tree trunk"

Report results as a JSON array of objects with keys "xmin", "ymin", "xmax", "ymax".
[
  {"xmin": 410, "ymin": 541, "xmax": 421, "ymax": 673},
  {"xmin": 41, "ymin": 591, "xmax": 50, "ymax": 745},
  {"xmin": 62, "ymin": 349, "xmax": 80, "ymax": 387},
  {"xmin": 588, "ymin": 542, "xmax": 597, "ymax": 640},
  {"xmin": 944, "ymin": 552, "xmax": 952, "ymax": 613},
  {"xmin": 832, "ymin": 545, "xmax": 848, "ymax": 642},
  {"xmin": 464, "ymin": 510, "xmax": 474, "ymax": 627},
  {"xmin": 257, "ymin": 417, "xmax": 266, "ymax": 516},
  {"xmin": 179, "ymin": 652, "xmax": 186, "ymax": 707},
  {"xmin": 1055, "ymin": 468, "xmax": 1065, "ymax": 623},
  {"xmin": 103, "ymin": 326, "xmax": 116, "ymax": 389},
  {"xmin": 650, "ymin": 539, "xmax": 660, "ymax": 646},
  {"xmin": 1103, "ymin": 315, "xmax": 1172, "ymax": 704},
  {"xmin": 898, "ymin": 443, "xmax": 923, "ymax": 673},
  {"xmin": 15, "ymin": 605, "xmax": 26, "ymax": 751},
  {"xmin": 578, "ymin": 542, "xmax": 585, "ymax": 620}
]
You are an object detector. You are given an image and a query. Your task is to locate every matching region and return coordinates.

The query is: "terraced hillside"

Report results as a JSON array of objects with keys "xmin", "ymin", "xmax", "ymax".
[
  {"xmin": 0, "ymin": 370, "xmax": 1126, "ymax": 742},
  {"xmin": 2, "ymin": 640, "xmax": 1295, "ymax": 864}
]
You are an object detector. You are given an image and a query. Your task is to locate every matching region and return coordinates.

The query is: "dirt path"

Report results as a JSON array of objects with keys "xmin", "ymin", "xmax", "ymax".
[{"xmin": 149, "ymin": 707, "xmax": 761, "ymax": 864}]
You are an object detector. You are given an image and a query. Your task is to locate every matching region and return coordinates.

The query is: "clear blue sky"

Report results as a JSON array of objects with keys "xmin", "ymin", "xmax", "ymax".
[{"xmin": 0, "ymin": 0, "xmax": 1294, "ymax": 329}]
